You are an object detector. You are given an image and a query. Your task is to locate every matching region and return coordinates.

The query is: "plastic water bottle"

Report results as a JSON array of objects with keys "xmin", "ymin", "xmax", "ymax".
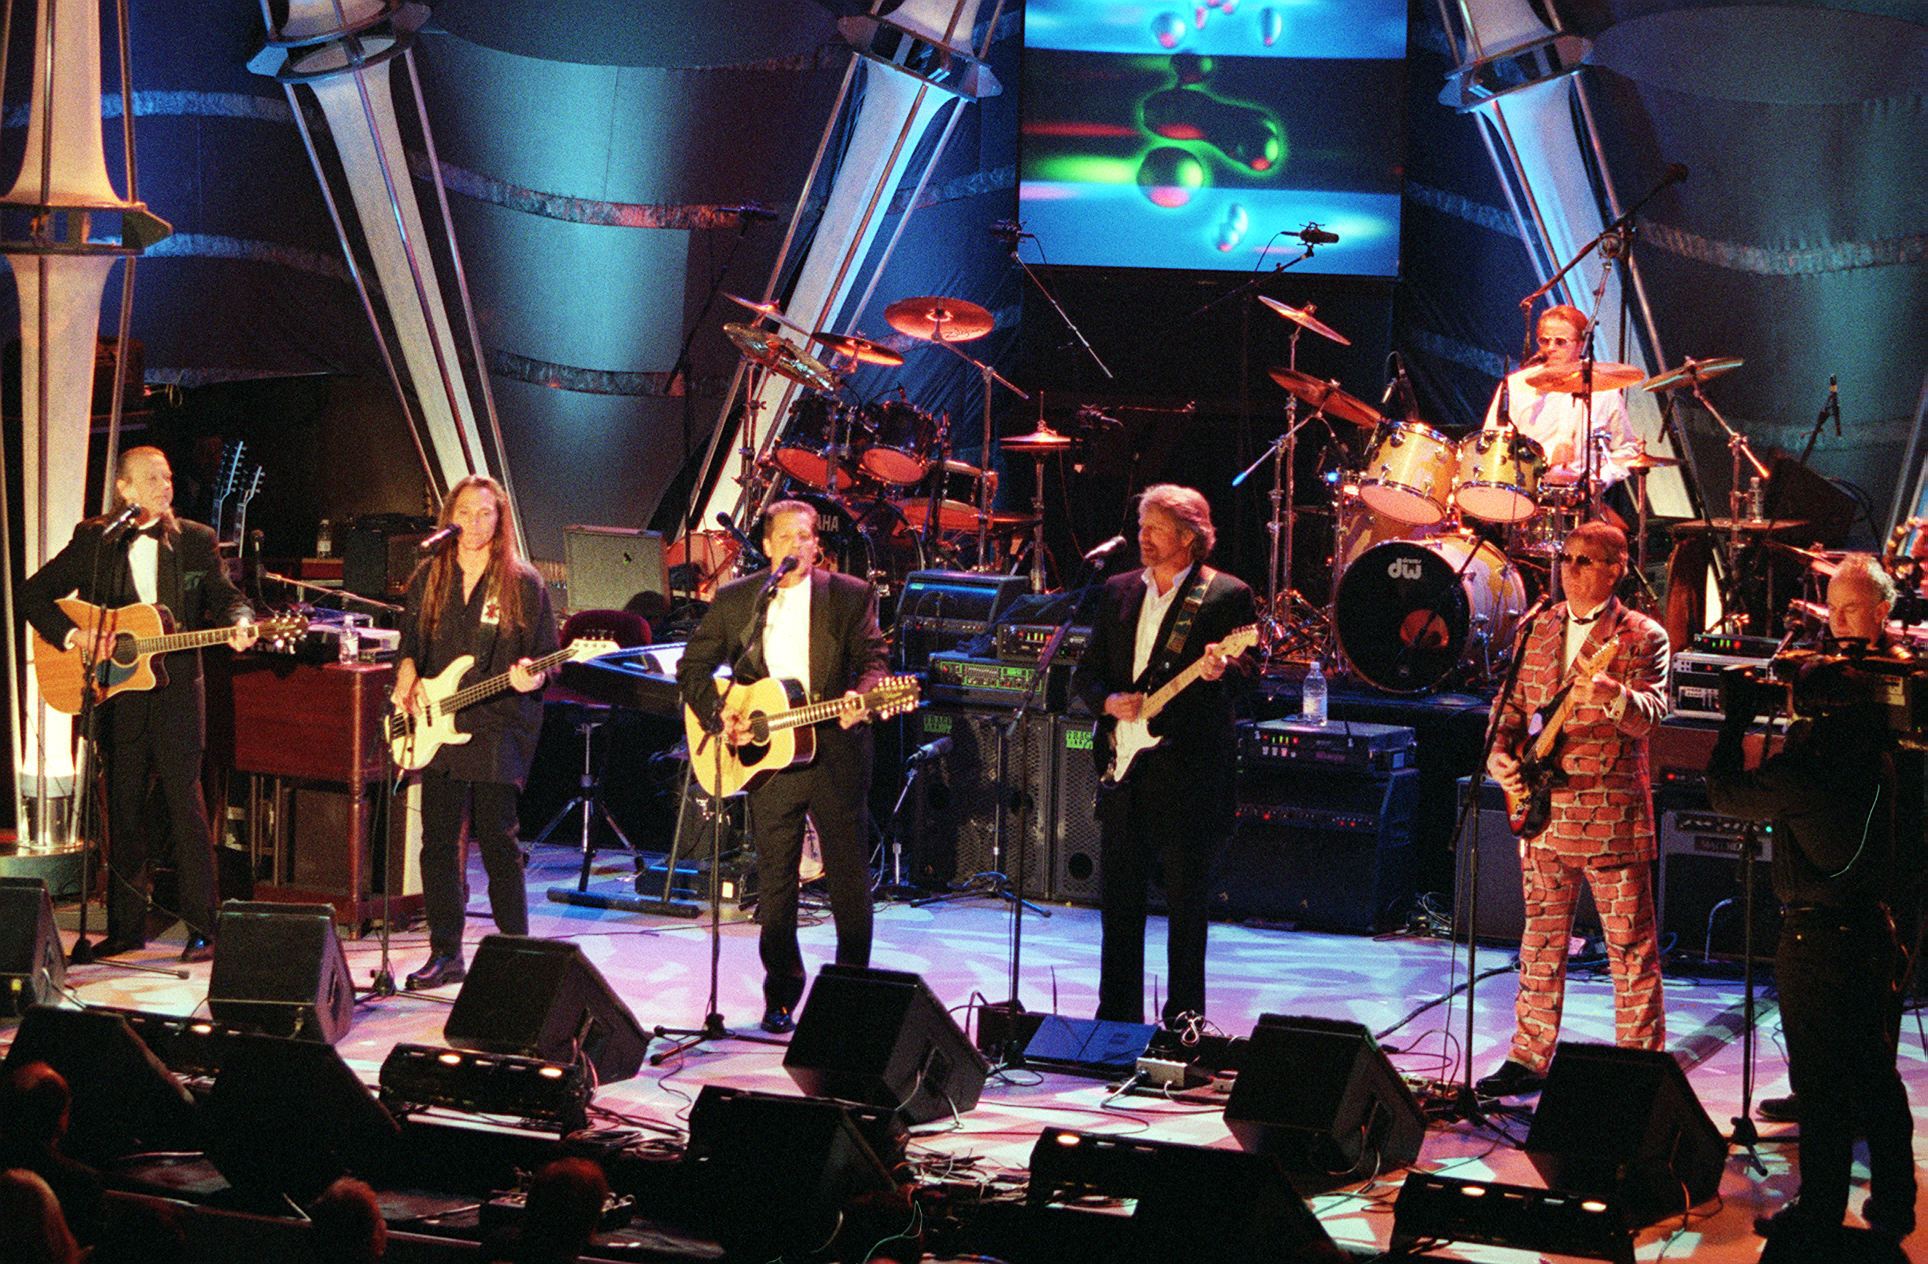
[
  {"xmin": 1301, "ymin": 658, "xmax": 1328, "ymax": 726},
  {"xmin": 337, "ymin": 614, "xmax": 359, "ymax": 666},
  {"xmin": 316, "ymin": 517, "xmax": 333, "ymax": 558}
]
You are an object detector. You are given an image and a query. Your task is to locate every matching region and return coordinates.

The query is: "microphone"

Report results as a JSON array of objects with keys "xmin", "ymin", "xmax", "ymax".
[
  {"xmin": 760, "ymin": 553, "xmax": 799, "ymax": 598},
  {"xmin": 1082, "ymin": 534, "xmax": 1128, "ymax": 565},
  {"xmin": 100, "ymin": 502, "xmax": 142, "ymax": 540},
  {"xmin": 1294, "ymin": 223, "xmax": 1340, "ymax": 246},
  {"xmin": 1829, "ymin": 375, "xmax": 1840, "ymax": 437},
  {"xmin": 991, "ymin": 219, "xmax": 1035, "ymax": 242},
  {"xmin": 1380, "ymin": 352, "xmax": 1400, "ymax": 410},
  {"xmin": 416, "ymin": 522, "xmax": 463, "ymax": 552},
  {"xmin": 715, "ymin": 511, "xmax": 761, "ymax": 558},
  {"xmin": 1395, "ymin": 356, "xmax": 1419, "ymax": 421},
  {"xmin": 905, "ymin": 735, "xmax": 952, "ymax": 766},
  {"xmin": 723, "ymin": 203, "xmax": 778, "ymax": 221},
  {"xmin": 1495, "ymin": 356, "xmax": 1512, "ymax": 427}
]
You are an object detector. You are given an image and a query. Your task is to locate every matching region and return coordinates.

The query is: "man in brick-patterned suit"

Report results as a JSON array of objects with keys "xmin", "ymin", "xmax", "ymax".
[{"xmin": 1477, "ymin": 522, "xmax": 1671, "ymax": 1097}]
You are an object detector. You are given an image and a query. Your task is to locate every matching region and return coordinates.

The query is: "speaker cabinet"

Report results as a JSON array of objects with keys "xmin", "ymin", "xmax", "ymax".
[
  {"xmin": 204, "ymin": 1031, "xmax": 401, "ymax": 1202},
  {"xmin": 1659, "ymin": 808, "xmax": 1779, "ymax": 962},
  {"xmin": 563, "ymin": 524, "xmax": 666, "ymax": 615},
  {"xmin": 1524, "ymin": 1041, "xmax": 1725, "ymax": 1228},
  {"xmin": 443, "ymin": 935, "xmax": 650, "ymax": 1084},
  {"xmin": 1, "ymin": 1005, "xmax": 198, "ymax": 1164},
  {"xmin": 785, "ymin": 964, "xmax": 989, "ymax": 1125},
  {"xmin": 0, "ymin": 877, "xmax": 65, "ymax": 1017},
  {"xmin": 209, "ymin": 901, "xmax": 356, "ymax": 1043},
  {"xmin": 341, "ymin": 514, "xmax": 433, "ymax": 599},
  {"xmin": 904, "ymin": 705, "xmax": 1052, "ymax": 896},
  {"xmin": 1453, "ymin": 777, "xmax": 1604, "ymax": 945},
  {"xmin": 1217, "ymin": 766, "xmax": 1421, "ymax": 932},
  {"xmin": 1050, "ymin": 715, "xmax": 1104, "ymax": 904},
  {"xmin": 1224, "ymin": 1014, "xmax": 1428, "ymax": 1190}
]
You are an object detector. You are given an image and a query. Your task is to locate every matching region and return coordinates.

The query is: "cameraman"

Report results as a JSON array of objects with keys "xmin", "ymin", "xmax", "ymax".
[{"xmin": 1706, "ymin": 555, "xmax": 1915, "ymax": 1248}]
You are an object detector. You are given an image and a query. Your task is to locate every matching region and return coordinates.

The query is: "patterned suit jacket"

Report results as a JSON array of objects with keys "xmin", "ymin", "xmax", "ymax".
[{"xmin": 1492, "ymin": 598, "xmax": 1670, "ymax": 864}]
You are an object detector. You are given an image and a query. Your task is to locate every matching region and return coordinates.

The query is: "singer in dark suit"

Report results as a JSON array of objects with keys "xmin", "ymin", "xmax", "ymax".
[
  {"xmin": 17, "ymin": 447, "xmax": 256, "ymax": 961},
  {"xmin": 677, "ymin": 499, "xmax": 888, "ymax": 1033},
  {"xmin": 1072, "ymin": 484, "xmax": 1256, "ymax": 1027}
]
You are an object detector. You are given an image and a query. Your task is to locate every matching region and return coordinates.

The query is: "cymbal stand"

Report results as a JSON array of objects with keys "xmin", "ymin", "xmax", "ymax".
[
  {"xmin": 1025, "ymin": 446, "xmax": 1050, "ymax": 594},
  {"xmin": 927, "ymin": 337, "xmax": 1030, "ymax": 570},
  {"xmin": 1687, "ymin": 371, "xmax": 1770, "ymax": 633}
]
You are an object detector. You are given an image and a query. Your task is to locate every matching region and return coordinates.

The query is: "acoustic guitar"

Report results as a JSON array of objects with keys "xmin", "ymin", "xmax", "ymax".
[
  {"xmin": 684, "ymin": 674, "xmax": 921, "ymax": 798},
  {"xmin": 33, "ymin": 598, "xmax": 308, "ymax": 715}
]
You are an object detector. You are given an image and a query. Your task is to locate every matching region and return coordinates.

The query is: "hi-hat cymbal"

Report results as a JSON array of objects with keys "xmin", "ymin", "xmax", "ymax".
[
  {"xmin": 815, "ymin": 332, "xmax": 905, "ymax": 366},
  {"xmin": 723, "ymin": 322, "xmax": 838, "ymax": 392},
  {"xmin": 1265, "ymin": 366, "xmax": 1383, "ymax": 427},
  {"xmin": 1623, "ymin": 451, "xmax": 1682, "ymax": 471},
  {"xmin": 1640, "ymin": 356, "xmax": 1745, "ymax": 393},
  {"xmin": 884, "ymin": 295, "xmax": 994, "ymax": 342},
  {"xmin": 1256, "ymin": 296, "xmax": 1350, "ymax": 346},
  {"xmin": 1525, "ymin": 361, "xmax": 1646, "ymax": 393},
  {"xmin": 722, "ymin": 292, "xmax": 813, "ymax": 337},
  {"xmin": 1001, "ymin": 425, "xmax": 1074, "ymax": 452}
]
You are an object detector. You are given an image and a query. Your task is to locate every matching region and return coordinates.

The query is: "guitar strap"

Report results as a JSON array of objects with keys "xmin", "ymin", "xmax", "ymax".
[{"xmin": 1139, "ymin": 565, "xmax": 1215, "ymax": 690}]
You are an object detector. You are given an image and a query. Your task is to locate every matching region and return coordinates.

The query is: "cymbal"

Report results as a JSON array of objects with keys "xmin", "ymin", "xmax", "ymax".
[
  {"xmin": 1640, "ymin": 356, "xmax": 1745, "ymax": 393},
  {"xmin": 723, "ymin": 291, "xmax": 778, "ymax": 316},
  {"xmin": 884, "ymin": 295, "xmax": 994, "ymax": 342},
  {"xmin": 1001, "ymin": 425, "xmax": 1073, "ymax": 452},
  {"xmin": 1675, "ymin": 517, "xmax": 1811, "ymax": 535},
  {"xmin": 814, "ymin": 332, "xmax": 905, "ymax": 366},
  {"xmin": 722, "ymin": 322, "xmax": 838, "ymax": 392},
  {"xmin": 1256, "ymin": 296, "xmax": 1350, "ymax": 346},
  {"xmin": 1525, "ymin": 361, "xmax": 1646, "ymax": 393},
  {"xmin": 1622, "ymin": 451, "xmax": 1682, "ymax": 471},
  {"xmin": 1265, "ymin": 366, "xmax": 1382, "ymax": 428}
]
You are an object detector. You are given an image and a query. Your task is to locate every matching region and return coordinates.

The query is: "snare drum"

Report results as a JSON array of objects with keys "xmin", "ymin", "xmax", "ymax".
[
  {"xmin": 858, "ymin": 400, "xmax": 936, "ymax": 486},
  {"xmin": 772, "ymin": 396, "xmax": 863, "ymax": 491},
  {"xmin": 900, "ymin": 460, "xmax": 998, "ymax": 534},
  {"xmin": 1360, "ymin": 421, "xmax": 1457, "ymax": 524},
  {"xmin": 1455, "ymin": 429, "xmax": 1545, "ymax": 523}
]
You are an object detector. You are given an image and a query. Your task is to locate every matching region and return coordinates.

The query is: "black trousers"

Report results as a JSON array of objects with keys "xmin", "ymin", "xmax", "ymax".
[
  {"xmin": 746, "ymin": 731, "xmax": 874, "ymax": 1012},
  {"xmin": 103, "ymin": 692, "xmax": 217, "ymax": 943},
  {"xmin": 1776, "ymin": 904, "xmax": 1917, "ymax": 1229},
  {"xmin": 1095, "ymin": 764, "xmax": 1225, "ymax": 1026},
  {"xmin": 418, "ymin": 772, "xmax": 529, "ymax": 958}
]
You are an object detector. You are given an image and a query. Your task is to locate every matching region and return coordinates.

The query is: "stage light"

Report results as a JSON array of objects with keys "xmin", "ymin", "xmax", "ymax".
[
  {"xmin": 377, "ymin": 1041, "xmax": 591, "ymax": 1133},
  {"xmin": 1391, "ymin": 1173, "xmax": 1635, "ymax": 1264}
]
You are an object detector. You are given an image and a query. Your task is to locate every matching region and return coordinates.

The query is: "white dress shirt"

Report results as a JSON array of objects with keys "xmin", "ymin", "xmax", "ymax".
[
  {"xmin": 762, "ymin": 572, "xmax": 813, "ymax": 698},
  {"xmin": 1484, "ymin": 367, "xmax": 1640, "ymax": 488},
  {"xmin": 1132, "ymin": 564, "xmax": 1194, "ymax": 681}
]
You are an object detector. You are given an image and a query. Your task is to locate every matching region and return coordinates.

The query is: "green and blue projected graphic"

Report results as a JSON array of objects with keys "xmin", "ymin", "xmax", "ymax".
[{"xmin": 1020, "ymin": 0, "xmax": 1407, "ymax": 276}]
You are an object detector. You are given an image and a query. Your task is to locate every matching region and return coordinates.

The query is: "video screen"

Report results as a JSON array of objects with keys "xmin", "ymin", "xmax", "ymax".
[{"xmin": 1019, "ymin": 0, "xmax": 1407, "ymax": 277}]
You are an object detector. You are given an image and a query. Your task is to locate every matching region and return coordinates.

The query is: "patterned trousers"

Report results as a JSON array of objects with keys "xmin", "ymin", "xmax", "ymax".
[{"xmin": 1511, "ymin": 845, "xmax": 1666, "ymax": 1071}]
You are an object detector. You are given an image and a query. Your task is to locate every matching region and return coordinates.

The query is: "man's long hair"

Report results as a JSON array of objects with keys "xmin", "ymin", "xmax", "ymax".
[{"xmin": 417, "ymin": 475, "xmax": 529, "ymax": 642}]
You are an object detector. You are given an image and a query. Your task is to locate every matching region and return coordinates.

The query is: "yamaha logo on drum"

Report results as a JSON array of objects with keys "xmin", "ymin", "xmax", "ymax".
[{"xmin": 1387, "ymin": 558, "xmax": 1424, "ymax": 580}]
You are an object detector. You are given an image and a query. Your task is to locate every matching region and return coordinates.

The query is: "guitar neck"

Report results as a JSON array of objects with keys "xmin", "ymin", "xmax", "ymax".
[
  {"xmin": 1530, "ymin": 641, "xmax": 1617, "ymax": 760},
  {"xmin": 442, "ymin": 646, "xmax": 575, "ymax": 713},
  {"xmin": 764, "ymin": 687, "xmax": 885, "ymax": 734},
  {"xmin": 131, "ymin": 624, "xmax": 249, "ymax": 657},
  {"xmin": 1141, "ymin": 658, "xmax": 1208, "ymax": 725}
]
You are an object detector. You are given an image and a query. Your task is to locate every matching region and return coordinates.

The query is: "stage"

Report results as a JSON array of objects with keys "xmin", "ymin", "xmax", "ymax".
[{"xmin": 14, "ymin": 839, "xmax": 1927, "ymax": 1263}]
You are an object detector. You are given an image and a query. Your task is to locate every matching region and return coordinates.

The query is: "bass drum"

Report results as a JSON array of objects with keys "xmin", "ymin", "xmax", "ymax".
[{"xmin": 1335, "ymin": 534, "xmax": 1525, "ymax": 694}]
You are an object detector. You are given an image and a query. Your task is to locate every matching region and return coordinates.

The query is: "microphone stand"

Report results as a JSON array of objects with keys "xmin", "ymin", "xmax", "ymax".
[
  {"xmin": 924, "ymin": 337, "xmax": 1030, "ymax": 570},
  {"xmin": 1002, "ymin": 232, "xmax": 1112, "ymax": 380}
]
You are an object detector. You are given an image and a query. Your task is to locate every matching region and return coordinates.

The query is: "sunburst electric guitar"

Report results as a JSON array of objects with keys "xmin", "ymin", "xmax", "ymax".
[
  {"xmin": 386, "ymin": 639, "xmax": 615, "ymax": 772},
  {"xmin": 32, "ymin": 599, "xmax": 308, "ymax": 715},
  {"xmin": 1096, "ymin": 624, "xmax": 1259, "ymax": 787},
  {"xmin": 685, "ymin": 674, "xmax": 922, "ymax": 798},
  {"xmin": 1504, "ymin": 636, "xmax": 1623, "ymax": 839}
]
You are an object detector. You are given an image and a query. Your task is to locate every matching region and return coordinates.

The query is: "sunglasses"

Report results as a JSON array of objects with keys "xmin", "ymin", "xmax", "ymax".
[{"xmin": 1556, "ymin": 553, "xmax": 1613, "ymax": 570}]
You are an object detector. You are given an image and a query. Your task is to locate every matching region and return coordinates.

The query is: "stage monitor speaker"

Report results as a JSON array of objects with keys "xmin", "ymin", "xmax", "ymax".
[
  {"xmin": 1524, "ymin": 1041, "xmax": 1725, "ymax": 1228},
  {"xmin": 1453, "ymin": 777, "xmax": 1604, "ymax": 945},
  {"xmin": 1026, "ymin": 1127, "xmax": 1347, "ymax": 1262},
  {"xmin": 1224, "ymin": 1013, "xmax": 1427, "ymax": 1190},
  {"xmin": 0, "ymin": 1005, "xmax": 199, "ymax": 1164},
  {"xmin": 208, "ymin": 901, "xmax": 355, "ymax": 1043},
  {"xmin": 785, "ymin": 964, "xmax": 989, "ymax": 1125},
  {"xmin": 686, "ymin": 1085, "xmax": 900, "ymax": 1262},
  {"xmin": 563, "ymin": 524, "xmax": 667, "ymax": 616},
  {"xmin": 0, "ymin": 877, "xmax": 65, "ymax": 1017},
  {"xmin": 904, "ymin": 705, "xmax": 1051, "ymax": 896},
  {"xmin": 204, "ymin": 1031, "xmax": 401, "ymax": 1203},
  {"xmin": 443, "ymin": 934, "xmax": 650, "ymax": 1083},
  {"xmin": 1050, "ymin": 714, "xmax": 1104, "ymax": 904},
  {"xmin": 1218, "ymin": 766, "xmax": 1421, "ymax": 932},
  {"xmin": 341, "ymin": 513, "xmax": 433, "ymax": 599},
  {"xmin": 1659, "ymin": 808, "xmax": 1779, "ymax": 962}
]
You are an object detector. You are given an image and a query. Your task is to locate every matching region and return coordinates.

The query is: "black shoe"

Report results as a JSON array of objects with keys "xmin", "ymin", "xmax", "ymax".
[
  {"xmin": 1474, "ymin": 1059, "xmax": 1547, "ymax": 1098},
  {"xmin": 1755, "ymin": 1201, "xmax": 1839, "ymax": 1241},
  {"xmin": 1756, "ymin": 1093, "xmax": 1799, "ymax": 1123},
  {"xmin": 1862, "ymin": 1197, "xmax": 1916, "ymax": 1243},
  {"xmin": 179, "ymin": 934, "xmax": 215, "ymax": 964},
  {"xmin": 92, "ymin": 935, "xmax": 146, "ymax": 958},
  {"xmin": 760, "ymin": 1005, "xmax": 794, "ymax": 1035},
  {"xmin": 405, "ymin": 954, "xmax": 466, "ymax": 990}
]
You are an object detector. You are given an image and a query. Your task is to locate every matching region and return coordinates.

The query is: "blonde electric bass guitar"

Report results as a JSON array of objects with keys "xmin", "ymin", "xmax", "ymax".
[
  {"xmin": 1095, "ymin": 624, "xmax": 1259, "ymax": 786},
  {"xmin": 32, "ymin": 598, "xmax": 307, "ymax": 715},
  {"xmin": 386, "ymin": 639, "xmax": 614, "ymax": 772},
  {"xmin": 685, "ymin": 674, "xmax": 922, "ymax": 798}
]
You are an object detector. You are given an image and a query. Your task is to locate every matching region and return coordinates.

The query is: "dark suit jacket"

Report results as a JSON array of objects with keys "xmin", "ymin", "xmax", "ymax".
[
  {"xmin": 1072, "ymin": 565, "xmax": 1257, "ymax": 834},
  {"xmin": 18, "ymin": 515, "xmax": 250, "ymax": 745},
  {"xmin": 677, "ymin": 567, "xmax": 888, "ymax": 737}
]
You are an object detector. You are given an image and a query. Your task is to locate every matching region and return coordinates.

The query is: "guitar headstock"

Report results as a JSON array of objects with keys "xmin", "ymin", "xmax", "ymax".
[
  {"xmin": 869, "ymin": 674, "xmax": 922, "ymax": 720},
  {"xmin": 1222, "ymin": 624, "xmax": 1261, "ymax": 657},
  {"xmin": 253, "ymin": 612, "xmax": 309, "ymax": 653},
  {"xmin": 239, "ymin": 465, "xmax": 264, "ymax": 504},
  {"xmin": 566, "ymin": 638, "xmax": 619, "ymax": 663}
]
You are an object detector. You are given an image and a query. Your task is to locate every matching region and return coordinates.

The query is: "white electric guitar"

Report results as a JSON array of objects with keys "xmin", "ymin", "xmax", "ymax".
[
  {"xmin": 386, "ymin": 638, "xmax": 614, "ymax": 772},
  {"xmin": 1096, "ymin": 624, "xmax": 1258, "ymax": 786}
]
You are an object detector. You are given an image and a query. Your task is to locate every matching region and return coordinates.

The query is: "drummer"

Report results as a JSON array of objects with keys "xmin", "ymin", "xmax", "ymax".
[{"xmin": 1484, "ymin": 305, "xmax": 1644, "ymax": 505}]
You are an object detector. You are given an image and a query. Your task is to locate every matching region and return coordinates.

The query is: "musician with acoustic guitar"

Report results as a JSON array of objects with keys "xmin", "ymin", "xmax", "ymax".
[
  {"xmin": 18, "ymin": 446, "xmax": 258, "ymax": 962},
  {"xmin": 1477, "ymin": 521, "xmax": 1672, "ymax": 1098},
  {"xmin": 390, "ymin": 476, "xmax": 557, "ymax": 991},
  {"xmin": 675, "ymin": 498, "xmax": 889, "ymax": 1035},
  {"xmin": 1070, "ymin": 484, "xmax": 1256, "ymax": 1030}
]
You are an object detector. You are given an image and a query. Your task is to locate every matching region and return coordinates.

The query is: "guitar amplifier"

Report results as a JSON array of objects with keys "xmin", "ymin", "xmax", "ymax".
[
  {"xmin": 893, "ymin": 571, "xmax": 1027, "ymax": 671},
  {"xmin": 926, "ymin": 652, "xmax": 1073, "ymax": 711},
  {"xmin": 902, "ymin": 705, "xmax": 1052, "ymax": 896},
  {"xmin": 1240, "ymin": 718, "xmax": 1415, "ymax": 773},
  {"xmin": 1659, "ymin": 807, "xmax": 1779, "ymax": 963},
  {"xmin": 342, "ymin": 514, "xmax": 434, "ymax": 599}
]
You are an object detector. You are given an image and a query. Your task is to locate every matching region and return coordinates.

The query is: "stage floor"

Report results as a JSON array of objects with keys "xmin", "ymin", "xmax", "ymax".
[{"xmin": 19, "ymin": 842, "xmax": 1928, "ymax": 1263}]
